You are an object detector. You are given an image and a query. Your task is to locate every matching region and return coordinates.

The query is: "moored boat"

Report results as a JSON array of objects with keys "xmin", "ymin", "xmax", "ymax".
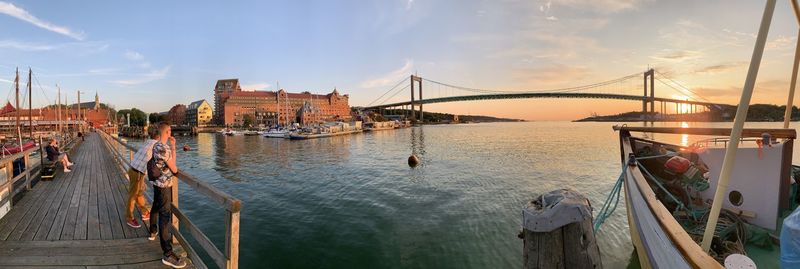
[
  {"xmin": 363, "ymin": 121, "xmax": 396, "ymax": 132},
  {"xmin": 289, "ymin": 121, "xmax": 362, "ymax": 140},
  {"xmin": 614, "ymin": 126, "xmax": 796, "ymax": 268}
]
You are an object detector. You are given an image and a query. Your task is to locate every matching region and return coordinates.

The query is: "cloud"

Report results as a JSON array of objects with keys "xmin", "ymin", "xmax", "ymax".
[
  {"xmin": 124, "ymin": 50, "xmax": 144, "ymax": 61},
  {"xmin": 651, "ymin": 49, "xmax": 702, "ymax": 62},
  {"xmin": 693, "ymin": 62, "xmax": 746, "ymax": 75},
  {"xmin": 111, "ymin": 66, "xmax": 171, "ymax": 86},
  {"xmin": 0, "ymin": 2, "xmax": 85, "ymax": 40},
  {"xmin": 551, "ymin": 0, "xmax": 648, "ymax": 13},
  {"xmin": 766, "ymin": 35, "xmax": 796, "ymax": 50},
  {"xmin": 0, "ymin": 39, "xmax": 108, "ymax": 53},
  {"xmin": 241, "ymin": 83, "xmax": 271, "ymax": 91},
  {"xmin": 513, "ymin": 64, "xmax": 590, "ymax": 85},
  {"xmin": 0, "ymin": 40, "xmax": 56, "ymax": 51},
  {"xmin": 360, "ymin": 59, "xmax": 413, "ymax": 88}
]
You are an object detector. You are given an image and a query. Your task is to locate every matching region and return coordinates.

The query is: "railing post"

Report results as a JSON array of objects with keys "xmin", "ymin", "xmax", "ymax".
[
  {"xmin": 23, "ymin": 152, "xmax": 30, "ymax": 190},
  {"xmin": 172, "ymin": 178, "xmax": 179, "ymax": 244},
  {"xmin": 225, "ymin": 210, "xmax": 240, "ymax": 269}
]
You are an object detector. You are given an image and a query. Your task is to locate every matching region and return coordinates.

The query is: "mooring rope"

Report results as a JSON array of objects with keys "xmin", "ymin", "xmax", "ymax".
[{"xmin": 593, "ymin": 168, "xmax": 625, "ymax": 233}]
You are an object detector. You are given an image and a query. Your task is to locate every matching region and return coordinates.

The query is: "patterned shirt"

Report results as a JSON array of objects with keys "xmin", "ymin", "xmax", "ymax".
[
  {"xmin": 130, "ymin": 139, "xmax": 157, "ymax": 174},
  {"xmin": 152, "ymin": 141, "xmax": 175, "ymax": 188}
]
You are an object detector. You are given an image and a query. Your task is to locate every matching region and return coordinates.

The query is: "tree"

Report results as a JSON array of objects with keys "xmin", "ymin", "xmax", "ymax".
[
  {"xmin": 242, "ymin": 114, "xmax": 254, "ymax": 128},
  {"xmin": 116, "ymin": 108, "xmax": 147, "ymax": 126},
  {"xmin": 149, "ymin": 113, "xmax": 167, "ymax": 124}
]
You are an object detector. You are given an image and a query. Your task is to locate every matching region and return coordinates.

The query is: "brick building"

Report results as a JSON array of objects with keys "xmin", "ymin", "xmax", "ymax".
[
  {"xmin": 0, "ymin": 93, "xmax": 112, "ymax": 129},
  {"xmin": 213, "ymin": 79, "xmax": 351, "ymax": 126}
]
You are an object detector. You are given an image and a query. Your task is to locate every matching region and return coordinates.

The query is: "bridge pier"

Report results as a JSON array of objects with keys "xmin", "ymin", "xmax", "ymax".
[
  {"xmin": 410, "ymin": 75, "xmax": 423, "ymax": 122},
  {"xmin": 643, "ymin": 69, "xmax": 655, "ymax": 121}
]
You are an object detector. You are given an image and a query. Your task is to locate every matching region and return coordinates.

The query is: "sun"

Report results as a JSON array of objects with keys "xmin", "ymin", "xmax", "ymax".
[{"xmin": 671, "ymin": 95, "xmax": 691, "ymax": 114}]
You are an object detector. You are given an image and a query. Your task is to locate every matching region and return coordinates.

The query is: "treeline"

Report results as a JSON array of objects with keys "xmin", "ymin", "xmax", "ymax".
[
  {"xmin": 380, "ymin": 109, "xmax": 524, "ymax": 122},
  {"xmin": 577, "ymin": 104, "xmax": 800, "ymax": 122},
  {"xmin": 115, "ymin": 108, "xmax": 169, "ymax": 126}
]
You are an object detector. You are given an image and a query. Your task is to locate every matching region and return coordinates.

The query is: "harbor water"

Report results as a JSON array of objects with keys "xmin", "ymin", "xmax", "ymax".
[{"xmin": 130, "ymin": 121, "xmax": 797, "ymax": 268}]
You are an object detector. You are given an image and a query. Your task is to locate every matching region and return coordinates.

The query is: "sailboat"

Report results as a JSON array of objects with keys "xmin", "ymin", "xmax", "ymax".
[
  {"xmin": 613, "ymin": 1, "xmax": 800, "ymax": 267},
  {"xmin": 1, "ymin": 68, "xmax": 36, "ymax": 157}
]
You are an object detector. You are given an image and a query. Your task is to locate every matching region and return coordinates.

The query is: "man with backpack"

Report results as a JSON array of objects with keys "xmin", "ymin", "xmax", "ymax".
[{"xmin": 148, "ymin": 122, "xmax": 186, "ymax": 268}]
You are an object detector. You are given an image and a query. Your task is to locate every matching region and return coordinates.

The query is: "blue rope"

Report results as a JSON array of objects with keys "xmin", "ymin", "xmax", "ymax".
[{"xmin": 593, "ymin": 169, "xmax": 625, "ymax": 233}]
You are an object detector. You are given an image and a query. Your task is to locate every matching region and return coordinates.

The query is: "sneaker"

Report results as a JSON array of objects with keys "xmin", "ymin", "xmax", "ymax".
[
  {"xmin": 126, "ymin": 219, "xmax": 141, "ymax": 228},
  {"xmin": 67, "ymin": 162, "xmax": 74, "ymax": 166},
  {"xmin": 148, "ymin": 230, "xmax": 158, "ymax": 241},
  {"xmin": 63, "ymin": 168, "xmax": 71, "ymax": 173},
  {"xmin": 141, "ymin": 212, "xmax": 150, "ymax": 221},
  {"xmin": 162, "ymin": 254, "xmax": 187, "ymax": 268}
]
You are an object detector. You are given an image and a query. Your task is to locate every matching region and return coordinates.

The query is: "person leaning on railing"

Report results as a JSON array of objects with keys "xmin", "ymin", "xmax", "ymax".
[
  {"xmin": 148, "ymin": 122, "xmax": 186, "ymax": 269},
  {"xmin": 125, "ymin": 131, "xmax": 159, "ymax": 229}
]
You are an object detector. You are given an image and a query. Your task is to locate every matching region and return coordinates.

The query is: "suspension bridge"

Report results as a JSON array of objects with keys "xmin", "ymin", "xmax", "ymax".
[{"xmin": 360, "ymin": 69, "xmax": 732, "ymax": 121}]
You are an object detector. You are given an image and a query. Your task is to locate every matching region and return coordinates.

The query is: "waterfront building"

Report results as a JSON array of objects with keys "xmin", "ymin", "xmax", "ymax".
[
  {"xmin": 0, "ymin": 93, "xmax": 112, "ymax": 130},
  {"xmin": 186, "ymin": 99, "xmax": 213, "ymax": 127},
  {"xmin": 213, "ymin": 78, "xmax": 351, "ymax": 126},
  {"xmin": 167, "ymin": 104, "xmax": 187, "ymax": 125}
]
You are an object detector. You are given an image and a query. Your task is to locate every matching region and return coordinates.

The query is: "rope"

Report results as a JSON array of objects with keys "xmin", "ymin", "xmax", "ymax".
[{"xmin": 593, "ymin": 168, "xmax": 625, "ymax": 232}]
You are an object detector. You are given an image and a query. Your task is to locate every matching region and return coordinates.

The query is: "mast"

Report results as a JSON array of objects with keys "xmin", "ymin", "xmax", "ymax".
[
  {"xmin": 28, "ymin": 68, "xmax": 32, "ymax": 140},
  {"xmin": 57, "ymin": 84, "xmax": 61, "ymax": 134},
  {"xmin": 700, "ymin": 0, "xmax": 776, "ymax": 252},
  {"xmin": 77, "ymin": 90, "xmax": 81, "ymax": 132},
  {"xmin": 14, "ymin": 68, "xmax": 21, "ymax": 151}
]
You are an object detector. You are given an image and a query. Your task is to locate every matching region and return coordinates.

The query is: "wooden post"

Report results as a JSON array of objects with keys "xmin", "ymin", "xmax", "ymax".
[
  {"xmin": 23, "ymin": 152, "xmax": 30, "ymax": 190},
  {"xmin": 172, "ymin": 178, "xmax": 179, "ymax": 244},
  {"xmin": 225, "ymin": 210, "xmax": 240, "ymax": 269},
  {"xmin": 522, "ymin": 189, "xmax": 601, "ymax": 269}
]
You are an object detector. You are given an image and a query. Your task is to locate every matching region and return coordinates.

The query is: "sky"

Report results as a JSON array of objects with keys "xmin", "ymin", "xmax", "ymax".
[{"xmin": 1, "ymin": 0, "xmax": 799, "ymax": 120}]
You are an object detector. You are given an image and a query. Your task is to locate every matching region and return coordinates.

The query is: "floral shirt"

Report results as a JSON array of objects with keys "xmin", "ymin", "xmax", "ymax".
[{"xmin": 152, "ymin": 141, "xmax": 174, "ymax": 188}]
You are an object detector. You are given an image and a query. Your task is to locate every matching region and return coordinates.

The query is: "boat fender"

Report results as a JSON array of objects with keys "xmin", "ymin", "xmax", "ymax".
[{"xmin": 781, "ymin": 207, "xmax": 800, "ymax": 268}]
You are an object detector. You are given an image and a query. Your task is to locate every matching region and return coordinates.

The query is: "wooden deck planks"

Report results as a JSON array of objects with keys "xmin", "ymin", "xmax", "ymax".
[{"xmin": 0, "ymin": 133, "xmax": 195, "ymax": 268}]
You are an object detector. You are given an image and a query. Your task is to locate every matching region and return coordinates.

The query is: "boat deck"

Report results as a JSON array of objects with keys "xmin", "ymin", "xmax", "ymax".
[{"xmin": 0, "ymin": 133, "xmax": 193, "ymax": 268}]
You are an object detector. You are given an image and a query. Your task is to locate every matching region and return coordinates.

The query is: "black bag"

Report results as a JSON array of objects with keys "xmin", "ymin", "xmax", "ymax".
[{"xmin": 147, "ymin": 155, "xmax": 161, "ymax": 181}]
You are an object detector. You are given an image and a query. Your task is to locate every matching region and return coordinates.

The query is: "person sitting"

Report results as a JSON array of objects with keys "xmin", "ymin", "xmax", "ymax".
[{"xmin": 45, "ymin": 139, "xmax": 74, "ymax": 173}]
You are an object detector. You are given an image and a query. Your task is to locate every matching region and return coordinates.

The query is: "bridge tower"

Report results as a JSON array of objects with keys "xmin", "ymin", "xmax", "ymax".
[
  {"xmin": 643, "ymin": 69, "xmax": 655, "ymax": 120},
  {"xmin": 410, "ymin": 75, "xmax": 423, "ymax": 122}
]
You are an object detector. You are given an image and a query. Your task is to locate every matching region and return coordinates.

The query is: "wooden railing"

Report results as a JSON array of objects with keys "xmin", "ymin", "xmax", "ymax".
[
  {"xmin": 97, "ymin": 130, "xmax": 241, "ymax": 269},
  {"xmin": 0, "ymin": 133, "xmax": 80, "ymax": 219}
]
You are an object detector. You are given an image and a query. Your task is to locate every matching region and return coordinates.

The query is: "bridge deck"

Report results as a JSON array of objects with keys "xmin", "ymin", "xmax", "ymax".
[{"xmin": 0, "ymin": 133, "xmax": 193, "ymax": 268}]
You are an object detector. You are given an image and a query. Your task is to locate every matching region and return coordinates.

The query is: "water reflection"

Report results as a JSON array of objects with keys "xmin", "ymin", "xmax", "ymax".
[{"xmin": 680, "ymin": 122, "xmax": 690, "ymax": 146}]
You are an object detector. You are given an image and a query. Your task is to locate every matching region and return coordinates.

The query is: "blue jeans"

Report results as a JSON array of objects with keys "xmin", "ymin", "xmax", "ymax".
[{"xmin": 150, "ymin": 185, "xmax": 174, "ymax": 257}]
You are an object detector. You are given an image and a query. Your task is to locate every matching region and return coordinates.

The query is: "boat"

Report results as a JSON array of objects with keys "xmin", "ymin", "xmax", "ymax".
[
  {"xmin": 223, "ymin": 129, "xmax": 242, "ymax": 136},
  {"xmin": 243, "ymin": 130, "xmax": 260, "ymax": 136},
  {"xmin": 363, "ymin": 121, "xmax": 396, "ymax": 132},
  {"xmin": 288, "ymin": 121, "xmax": 362, "ymax": 140},
  {"xmin": 610, "ymin": 1, "xmax": 800, "ymax": 267},
  {"xmin": 614, "ymin": 126, "xmax": 795, "ymax": 268},
  {"xmin": 0, "ymin": 141, "xmax": 35, "ymax": 155},
  {"xmin": 263, "ymin": 128, "xmax": 289, "ymax": 138}
]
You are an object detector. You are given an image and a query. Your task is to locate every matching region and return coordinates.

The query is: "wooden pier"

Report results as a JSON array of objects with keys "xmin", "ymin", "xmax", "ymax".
[{"xmin": 0, "ymin": 131, "xmax": 242, "ymax": 268}]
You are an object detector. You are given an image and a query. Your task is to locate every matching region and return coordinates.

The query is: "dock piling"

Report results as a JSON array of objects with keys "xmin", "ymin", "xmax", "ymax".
[{"xmin": 522, "ymin": 189, "xmax": 602, "ymax": 269}]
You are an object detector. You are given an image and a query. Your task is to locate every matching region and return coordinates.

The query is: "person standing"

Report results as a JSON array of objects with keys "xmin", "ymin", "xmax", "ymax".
[
  {"xmin": 148, "ymin": 122, "xmax": 186, "ymax": 268},
  {"xmin": 124, "ymin": 132, "xmax": 158, "ymax": 228}
]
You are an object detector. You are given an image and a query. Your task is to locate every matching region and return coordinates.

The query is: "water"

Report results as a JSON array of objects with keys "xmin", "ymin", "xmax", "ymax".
[{"xmin": 133, "ymin": 121, "xmax": 797, "ymax": 268}]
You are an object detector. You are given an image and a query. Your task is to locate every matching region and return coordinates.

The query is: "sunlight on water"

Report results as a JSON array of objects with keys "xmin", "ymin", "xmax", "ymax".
[{"xmin": 681, "ymin": 121, "xmax": 690, "ymax": 146}]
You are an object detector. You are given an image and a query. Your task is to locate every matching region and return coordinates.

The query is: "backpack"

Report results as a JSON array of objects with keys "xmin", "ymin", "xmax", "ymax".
[{"xmin": 146, "ymin": 151, "xmax": 162, "ymax": 181}]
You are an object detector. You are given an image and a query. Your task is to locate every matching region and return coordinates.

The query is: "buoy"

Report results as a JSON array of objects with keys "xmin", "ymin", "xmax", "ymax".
[
  {"xmin": 183, "ymin": 145, "xmax": 191, "ymax": 151},
  {"xmin": 408, "ymin": 155, "xmax": 420, "ymax": 167}
]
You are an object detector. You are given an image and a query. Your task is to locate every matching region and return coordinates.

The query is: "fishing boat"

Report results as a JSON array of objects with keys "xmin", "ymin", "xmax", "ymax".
[{"xmin": 609, "ymin": 1, "xmax": 800, "ymax": 267}]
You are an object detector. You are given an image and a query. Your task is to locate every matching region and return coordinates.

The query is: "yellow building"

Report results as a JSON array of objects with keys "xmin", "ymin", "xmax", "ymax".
[{"xmin": 187, "ymin": 99, "xmax": 213, "ymax": 127}]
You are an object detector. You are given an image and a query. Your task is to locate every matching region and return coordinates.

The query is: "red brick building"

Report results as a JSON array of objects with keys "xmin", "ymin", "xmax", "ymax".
[
  {"xmin": 213, "ymin": 79, "xmax": 351, "ymax": 126},
  {"xmin": 0, "ymin": 93, "xmax": 112, "ymax": 130}
]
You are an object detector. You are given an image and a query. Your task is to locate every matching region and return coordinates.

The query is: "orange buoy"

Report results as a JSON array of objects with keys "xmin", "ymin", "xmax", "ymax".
[
  {"xmin": 408, "ymin": 155, "xmax": 420, "ymax": 167},
  {"xmin": 183, "ymin": 145, "xmax": 191, "ymax": 151}
]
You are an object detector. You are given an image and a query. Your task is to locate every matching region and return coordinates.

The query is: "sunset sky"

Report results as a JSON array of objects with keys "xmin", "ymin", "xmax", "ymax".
[{"xmin": 1, "ymin": 0, "xmax": 799, "ymax": 120}]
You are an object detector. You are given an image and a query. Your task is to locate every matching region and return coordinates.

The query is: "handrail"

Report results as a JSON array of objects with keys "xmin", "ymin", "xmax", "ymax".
[
  {"xmin": 612, "ymin": 125, "xmax": 796, "ymax": 139},
  {"xmin": 97, "ymin": 130, "xmax": 241, "ymax": 269}
]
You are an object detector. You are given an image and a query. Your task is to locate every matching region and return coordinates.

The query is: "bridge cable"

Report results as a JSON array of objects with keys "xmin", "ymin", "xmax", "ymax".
[
  {"xmin": 420, "ymin": 72, "xmax": 641, "ymax": 95},
  {"xmin": 378, "ymin": 84, "xmax": 411, "ymax": 105},
  {"xmin": 654, "ymin": 70, "xmax": 712, "ymax": 102},
  {"xmin": 366, "ymin": 77, "xmax": 408, "ymax": 107}
]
